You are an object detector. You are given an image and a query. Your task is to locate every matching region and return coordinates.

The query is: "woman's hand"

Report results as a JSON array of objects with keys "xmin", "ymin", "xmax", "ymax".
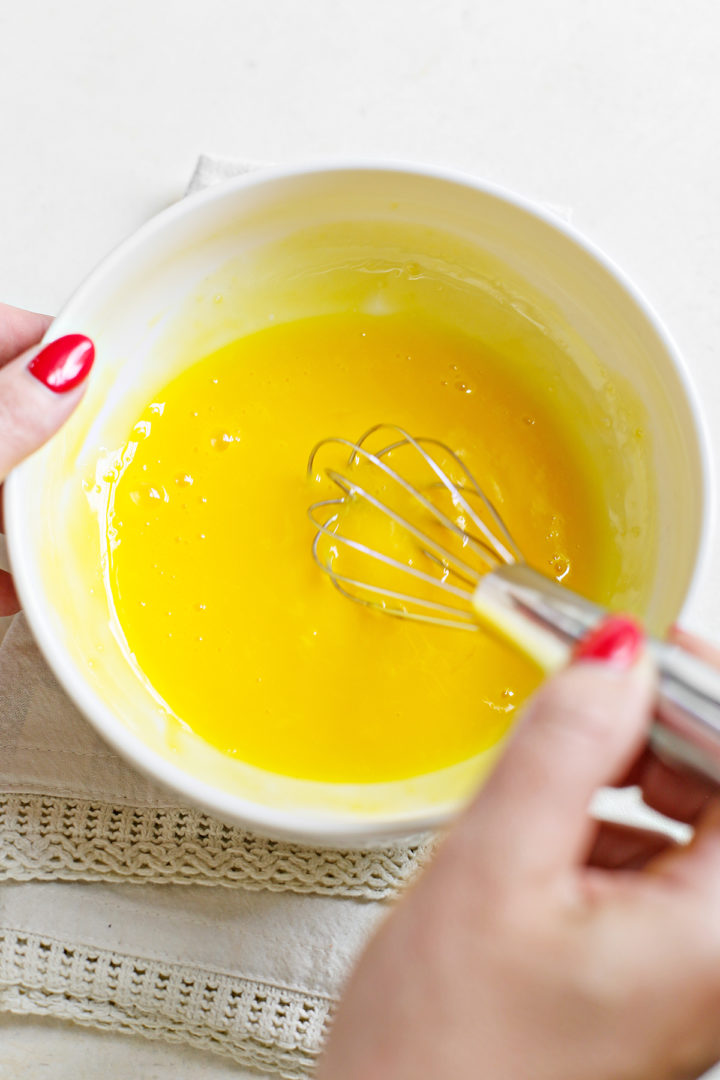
[
  {"xmin": 0, "ymin": 302, "xmax": 94, "ymax": 614},
  {"xmin": 319, "ymin": 619, "xmax": 720, "ymax": 1080}
]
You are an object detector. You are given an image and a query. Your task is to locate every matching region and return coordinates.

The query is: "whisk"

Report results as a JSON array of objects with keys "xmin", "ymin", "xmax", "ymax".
[{"xmin": 308, "ymin": 424, "xmax": 720, "ymax": 785}]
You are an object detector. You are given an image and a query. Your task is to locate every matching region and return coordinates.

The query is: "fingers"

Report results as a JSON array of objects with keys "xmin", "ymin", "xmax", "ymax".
[
  {"xmin": 0, "ymin": 302, "xmax": 51, "ymax": 366},
  {"xmin": 629, "ymin": 749, "xmax": 715, "ymax": 825},
  {"xmin": 457, "ymin": 617, "xmax": 656, "ymax": 879},
  {"xmin": 616, "ymin": 627, "xmax": 720, "ymax": 825},
  {"xmin": 0, "ymin": 570, "xmax": 20, "ymax": 616},
  {"xmin": 0, "ymin": 318, "xmax": 94, "ymax": 622},
  {"xmin": 587, "ymin": 820, "xmax": 676, "ymax": 871},
  {"xmin": 0, "ymin": 303, "xmax": 54, "ymax": 528},
  {"xmin": 668, "ymin": 625, "xmax": 720, "ymax": 667},
  {"xmin": 651, "ymin": 798, "xmax": 720, "ymax": 898},
  {"xmin": 0, "ymin": 334, "xmax": 94, "ymax": 481}
]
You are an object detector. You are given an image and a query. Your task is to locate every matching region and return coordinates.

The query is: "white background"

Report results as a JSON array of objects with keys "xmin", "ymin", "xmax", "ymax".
[{"xmin": 1, "ymin": 0, "xmax": 719, "ymax": 1076}]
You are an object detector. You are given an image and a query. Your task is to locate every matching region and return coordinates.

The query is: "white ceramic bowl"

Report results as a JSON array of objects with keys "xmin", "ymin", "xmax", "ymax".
[{"xmin": 5, "ymin": 162, "xmax": 713, "ymax": 845}]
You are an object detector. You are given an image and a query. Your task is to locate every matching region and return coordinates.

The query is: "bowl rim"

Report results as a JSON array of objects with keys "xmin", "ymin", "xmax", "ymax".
[{"xmin": 5, "ymin": 158, "xmax": 715, "ymax": 845}]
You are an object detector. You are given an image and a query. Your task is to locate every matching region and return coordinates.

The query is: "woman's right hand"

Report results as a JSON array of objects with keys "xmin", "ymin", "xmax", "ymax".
[{"xmin": 319, "ymin": 620, "xmax": 720, "ymax": 1080}]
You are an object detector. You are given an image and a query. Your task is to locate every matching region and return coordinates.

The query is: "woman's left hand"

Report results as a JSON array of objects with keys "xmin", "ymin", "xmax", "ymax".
[{"xmin": 0, "ymin": 301, "xmax": 94, "ymax": 614}]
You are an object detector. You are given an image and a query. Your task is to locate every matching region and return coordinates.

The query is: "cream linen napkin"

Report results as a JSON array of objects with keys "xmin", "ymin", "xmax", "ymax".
[{"xmin": 0, "ymin": 157, "xmax": 685, "ymax": 1079}]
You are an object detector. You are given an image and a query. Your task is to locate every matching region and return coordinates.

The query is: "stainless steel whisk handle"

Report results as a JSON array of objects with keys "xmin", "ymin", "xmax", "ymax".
[
  {"xmin": 648, "ymin": 643, "xmax": 720, "ymax": 785},
  {"xmin": 474, "ymin": 564, "xmax": 720, "ymax": 786}
]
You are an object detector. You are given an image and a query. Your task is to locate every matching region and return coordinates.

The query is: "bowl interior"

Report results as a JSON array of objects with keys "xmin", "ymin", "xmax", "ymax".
[{"xmin": 5, "ymin": 166, "xmax": 707, "ymax": 843}]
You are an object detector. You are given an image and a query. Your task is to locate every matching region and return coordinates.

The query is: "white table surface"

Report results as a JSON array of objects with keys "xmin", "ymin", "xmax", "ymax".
[{"xmin": 1, "ymin": 0, "xmax": 719, "ymax": 1076}]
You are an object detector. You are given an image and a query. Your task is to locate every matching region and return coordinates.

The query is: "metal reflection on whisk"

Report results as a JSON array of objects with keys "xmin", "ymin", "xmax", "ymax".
[{"xmin": 307, "ymin": 424, "xmax": 521, "ymax": 630}]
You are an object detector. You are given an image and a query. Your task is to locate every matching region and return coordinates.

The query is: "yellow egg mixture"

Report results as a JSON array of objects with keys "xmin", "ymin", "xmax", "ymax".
[{"xmin": 107, "ymin": 311, "xmax": 613, "ymax": 783}]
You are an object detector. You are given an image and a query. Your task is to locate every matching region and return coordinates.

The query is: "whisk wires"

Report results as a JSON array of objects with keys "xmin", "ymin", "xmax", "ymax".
[{"xmin": 307, "ymin": 425, "xmax": 520, "ymax": 630}]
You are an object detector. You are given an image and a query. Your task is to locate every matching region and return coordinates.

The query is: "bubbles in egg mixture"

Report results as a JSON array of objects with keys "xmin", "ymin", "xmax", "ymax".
[{"xmin": 104, "ymin": 311, "xmax": 617, "ymax": 784}]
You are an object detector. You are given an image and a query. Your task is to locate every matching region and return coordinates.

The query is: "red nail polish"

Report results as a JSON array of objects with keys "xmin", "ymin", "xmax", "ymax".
[
  {"xmin": 573, "ymin": 615, "xmax": 644, "ymax": 668},
  {"xmin": 28, "ymin": 334, "xmax": 94, "ymax": 393}
]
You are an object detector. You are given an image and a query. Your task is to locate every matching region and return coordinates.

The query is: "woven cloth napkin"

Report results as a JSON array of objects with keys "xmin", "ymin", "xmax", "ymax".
[{"xmin": 0, "ymin": 156, "xmax": 683, "ymax": 1078}]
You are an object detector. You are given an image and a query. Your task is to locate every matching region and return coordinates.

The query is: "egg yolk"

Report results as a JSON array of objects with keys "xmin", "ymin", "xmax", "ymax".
[{"xmin": 106, "ymin": 311, "xmax": 613, "ymax": 783}]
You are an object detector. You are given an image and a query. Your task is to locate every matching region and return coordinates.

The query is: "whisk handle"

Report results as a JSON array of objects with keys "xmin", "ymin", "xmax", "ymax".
[
  {"xmin": 649, "ymin": 642, "xmax": 720, "ymax": 785},
  {"xmin": 473, "ymin": 564, "xmax": 720, "ymax": 786}
]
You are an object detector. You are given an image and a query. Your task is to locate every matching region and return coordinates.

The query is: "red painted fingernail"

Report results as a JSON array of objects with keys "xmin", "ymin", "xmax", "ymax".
[
  {"xmin": 573, "ymin": 615, "xmax": 644, "ymax": 668},
  {"xmin": 28, "ymin": 334, "xmax": 95, "ymax": 393}
]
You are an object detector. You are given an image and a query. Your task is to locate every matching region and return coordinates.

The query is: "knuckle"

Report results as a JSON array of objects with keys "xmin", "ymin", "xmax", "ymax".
[
  {"xmin": 530, "ymin": 669, "xmax": 616, "ymax": 748},
  {"xmin": 0, "ymin": 390, "xmax": 28, "ymax": 459},
  {"xmin": 0, "ymin": 369, "xmax": 55, "ymax": 460}
]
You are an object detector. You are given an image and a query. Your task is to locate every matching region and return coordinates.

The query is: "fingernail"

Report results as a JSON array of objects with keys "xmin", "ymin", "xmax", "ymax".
[
  {"xmin": 28, "ymin": 334, "xmax": 95, "ymax": 393},
  {"xmin": 573, "ymin": 615, "xmax": 644, "ymax": 669}
]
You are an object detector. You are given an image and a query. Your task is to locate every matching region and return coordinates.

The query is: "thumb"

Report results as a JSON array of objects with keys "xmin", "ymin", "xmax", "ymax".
[
  {"xmin": 0, "ymin": 334, "xmax": 94, "ymax": 480},
  {"xmin": 458, "ymin": 616, "xmax": 656, "ymax": 880}
]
